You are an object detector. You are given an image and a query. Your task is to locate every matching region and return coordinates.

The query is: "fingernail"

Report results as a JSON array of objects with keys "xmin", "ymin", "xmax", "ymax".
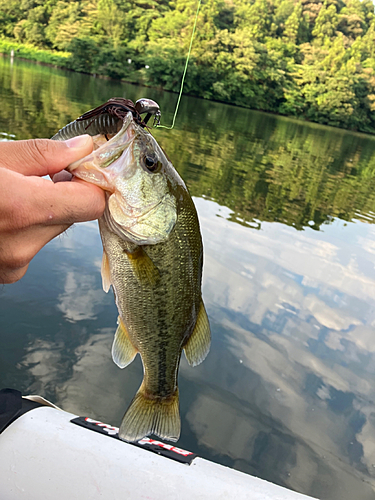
[
  {"xmin": 52, "ymin": 171, "xmax": 73, "ymax": 183},
  {"xmin": 64, "ymin": 135, "xmax": 92, "ymax": 148}
]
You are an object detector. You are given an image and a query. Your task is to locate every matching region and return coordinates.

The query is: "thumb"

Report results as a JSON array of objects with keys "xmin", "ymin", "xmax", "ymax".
[{"xmin": 1, "ymin": 135, "xmax": 93, "ymax": 177}]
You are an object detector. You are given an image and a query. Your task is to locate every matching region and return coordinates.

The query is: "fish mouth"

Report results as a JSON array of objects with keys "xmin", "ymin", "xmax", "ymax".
[
  {"xmin": 66, "ymin": 112, "xmax": 177, "ymax": 245},
  {"xmin": 66, "ymin": 113, "xmax": 137, "ymax": 187}
]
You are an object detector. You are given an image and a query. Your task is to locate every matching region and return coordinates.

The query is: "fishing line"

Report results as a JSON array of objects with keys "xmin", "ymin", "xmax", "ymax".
[{"xmin": 157, "ymin": 0, "xmax": 201, "ymax": 130}]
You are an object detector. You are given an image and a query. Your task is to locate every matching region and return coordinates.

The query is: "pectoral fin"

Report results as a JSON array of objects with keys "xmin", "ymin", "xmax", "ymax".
[
  {"xmin": 101, "ymin": 250, "xmax": 111, "ymax": 293},
  {"xmin": 126, "ymin": 246, "xmax": 160, "ymax": 286},
  {"xmin": 184, "ymin": 301, "xmax": 211, "ymax": 367},
  {"xmin": 112, "ymin": 316, "xmax": 138, "ymax": 368}
]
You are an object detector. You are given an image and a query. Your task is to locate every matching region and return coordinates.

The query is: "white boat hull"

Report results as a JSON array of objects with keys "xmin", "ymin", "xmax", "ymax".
[{"xmin": 0, "ymin": 405, "xmax": 318, "ymax": 500}]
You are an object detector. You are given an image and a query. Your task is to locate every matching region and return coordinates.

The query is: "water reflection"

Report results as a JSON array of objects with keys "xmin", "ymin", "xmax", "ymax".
[
  {"xmin": 195, "ymin": 198, "xmax": 375, "ymax": 498},
  {"xmin": 3, "ymin": 56, "xmax": 375, "ymax": 232},
  {"xmin": 18, "ymin": 331, "xmax": 142, "ymax": 420},
  {"xmin": 55, "ymin": 222, "xmax": 104, "ymax": 322},
  {"xmin": 1, "ymin": 56, "xmax": 375, "ymax": 499}
]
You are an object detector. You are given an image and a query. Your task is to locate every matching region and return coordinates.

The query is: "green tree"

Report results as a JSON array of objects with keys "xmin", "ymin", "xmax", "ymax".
[
  {"xmin": 45, "ymin": 1, "xmax": 82, "ymax": 50},
  {"xmin": 235, "ymin": 0, "xmax": 273, "ymax": 41},
  {"xmin": 312, "ymin": 3, "xmax": 338, "ymax": 42},
  {"xmin": 1, "ymin": 0, "xmax": 375, "ymax": 133},
  {"xmin": 284, "ymin": 2, "xmax": 303, "ymax": 44}
]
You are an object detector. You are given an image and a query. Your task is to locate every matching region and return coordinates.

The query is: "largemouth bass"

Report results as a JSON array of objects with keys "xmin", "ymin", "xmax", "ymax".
[{"xmin": 52, "ymin": 99, "xmax": 211, "ymax": 442}]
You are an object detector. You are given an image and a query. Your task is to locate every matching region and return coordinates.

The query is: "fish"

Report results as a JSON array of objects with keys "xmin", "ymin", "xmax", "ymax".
[{"xmin": 52, "ymin": 98, "xmax": 211, "ymax": 442}]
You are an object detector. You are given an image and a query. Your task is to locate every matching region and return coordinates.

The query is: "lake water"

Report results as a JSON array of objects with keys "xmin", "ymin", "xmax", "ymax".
[{"xmin": 2, "ymin": 56, "xmax": 375, "ymax": 499}]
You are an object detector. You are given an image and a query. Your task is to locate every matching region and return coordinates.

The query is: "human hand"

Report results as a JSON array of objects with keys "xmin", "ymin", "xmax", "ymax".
[{"xmin": 0, "ymin": 136, "xmax": 106, "ymax": 284}]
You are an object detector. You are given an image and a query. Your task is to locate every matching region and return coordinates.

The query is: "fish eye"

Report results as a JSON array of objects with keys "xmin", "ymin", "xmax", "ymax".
[{"xmin": 143, "ymin": 155, "xmax": 162, "ymax": 173}]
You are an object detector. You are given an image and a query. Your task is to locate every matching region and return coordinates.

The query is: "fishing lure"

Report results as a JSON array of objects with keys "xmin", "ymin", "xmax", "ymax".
[{"xmin": 52, "ymin": 98, "xmax": 161, "ymax": 141}]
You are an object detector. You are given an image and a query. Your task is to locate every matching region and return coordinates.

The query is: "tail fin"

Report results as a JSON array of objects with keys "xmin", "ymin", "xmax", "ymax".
[{"xmin": 119, "ymin": 384, "xmax": 180, "ymax": 443}]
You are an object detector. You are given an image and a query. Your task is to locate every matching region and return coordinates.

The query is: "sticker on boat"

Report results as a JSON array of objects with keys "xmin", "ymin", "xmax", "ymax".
[{"xmin": 70, "ymin": 417, "xmax": 197, "ymax": 464}]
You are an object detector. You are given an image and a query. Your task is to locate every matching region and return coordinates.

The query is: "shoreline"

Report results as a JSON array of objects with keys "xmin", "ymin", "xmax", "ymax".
[{"xmin": 1, "ymin": 47, "xmax": 373, "ymax": 138}]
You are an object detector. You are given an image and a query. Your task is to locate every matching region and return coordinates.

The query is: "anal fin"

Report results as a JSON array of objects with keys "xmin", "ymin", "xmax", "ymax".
[
  {"xmin": 101, "ymin": 250, "xmax": 111, "ymax": 293},
  {"xmin": 112, "ymin": 316, "xmax": 138, "ymax": 368},
  {"xmin": 184, "ymin": 300, "xmax": 211, "ymax": 367}
]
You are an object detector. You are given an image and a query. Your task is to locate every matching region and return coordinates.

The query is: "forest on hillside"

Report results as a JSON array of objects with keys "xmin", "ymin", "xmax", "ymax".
[{"xmin": 1, "ymin": 0, "xmax": 375, "ymax": 133}]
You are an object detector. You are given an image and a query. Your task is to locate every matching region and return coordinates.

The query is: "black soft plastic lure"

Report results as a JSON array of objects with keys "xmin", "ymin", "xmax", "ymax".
[{"xmin": 51, "ymin": 97, "xmax": 160, "ymax": 141}]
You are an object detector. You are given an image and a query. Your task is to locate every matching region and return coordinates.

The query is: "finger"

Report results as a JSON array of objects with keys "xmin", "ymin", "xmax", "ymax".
[
  {"xmin": 0, "ymin": 136, "xmax": 93, "ymax": 177},
  {"xmin": 0, "ymin": 222, "xmax": 71, "ymax": 284},
  {"xmin": 23, "ymin": 175, "xmax": 106, "ymax": 226},
  {"xmin": 0, "ymin": 264, "xmax": 29, "ymax": 285},
  {"xmin": 50, "ymin": 180, "xmax": 106, "ymax": 223},
  {"xmin": 0, "ymin": 169, "xmax": 105, "ymax": 235}
]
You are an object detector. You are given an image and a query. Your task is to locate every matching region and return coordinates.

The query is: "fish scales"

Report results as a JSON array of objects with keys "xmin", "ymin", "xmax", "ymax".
[
  {"xmin": 100, "ymin": 189, "xmax": 202, "ymax": 399},
  {"xmin": 55, "ymin": 100, "xmax": 211, "ymax": 443}
]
